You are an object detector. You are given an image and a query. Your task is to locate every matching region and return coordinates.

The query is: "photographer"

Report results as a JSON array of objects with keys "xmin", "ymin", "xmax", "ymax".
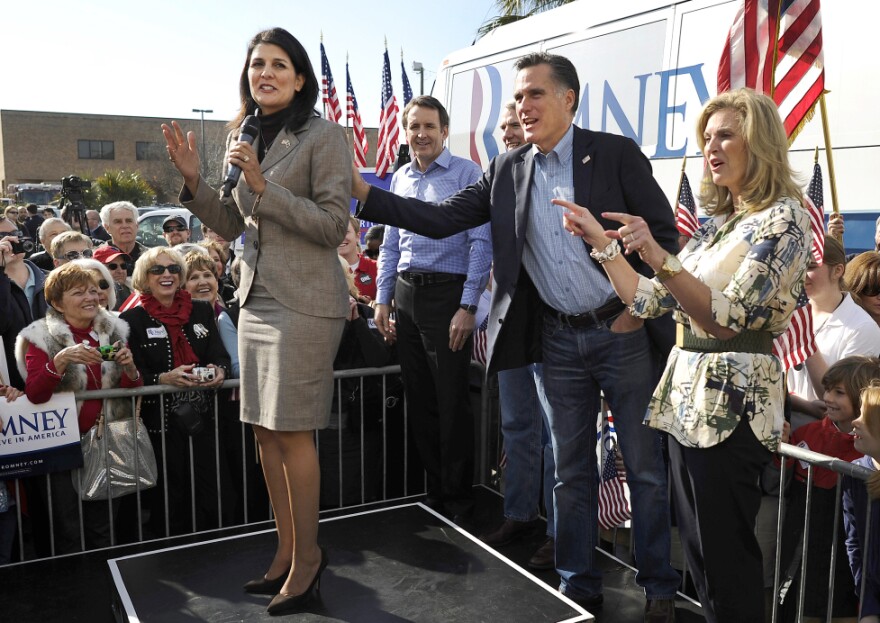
[
  {"xmin": 1, "ymin": 216, "xmax": 47, "ymax": 390},
  {"xmin": 120, "ymin": 247, "xmax": 232, "ymax": 536}
]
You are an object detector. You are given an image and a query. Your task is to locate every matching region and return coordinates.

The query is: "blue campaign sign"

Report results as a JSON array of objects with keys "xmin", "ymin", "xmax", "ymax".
[
  {"xmin": 352, "ymin": 170, "xmax": 394, "ymax": 244},
  {"xmin": 0, "ymin": 392, "xmax": 83, "ymax": 478}
]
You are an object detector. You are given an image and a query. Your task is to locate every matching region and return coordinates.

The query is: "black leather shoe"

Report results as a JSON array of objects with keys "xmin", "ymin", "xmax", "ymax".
[
  {"xmin": 266, "ymin": 548, "xmax": 328, "ymax": 616},
  {"xmin": 565, "ymin": 592, "xmax": 603, "ymax": 611},
  {"xmin": 527, "ymin": 537, "xmax": 555, "ymax": 570},
  {"xmin": 243, "ymin": 566, "xmax": 290, "ymax": 595},
  {"xmin": 644, "ymin": 597, "xmax": 676, "ymax": 623},
  {"xmin": 480, "ymin": 518, "xmax": 537, "ymax": 546}
]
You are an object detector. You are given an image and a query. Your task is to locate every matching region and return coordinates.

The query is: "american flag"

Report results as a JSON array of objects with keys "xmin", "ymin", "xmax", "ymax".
[
  {"xmin": 118, "ymin": 291, "xmax": 142, "ymax": 312},
  {"xmin": 320, "ymin": 43, "xmax": 342, "ymax": 124},
  {"xmin": 717, "ymin": 0, "xmax": 825, "ymax": 141},
  {"xmin": 772, "ymin": 162, "xmax": 824, "ymax": 369},
  {"xmin": 347, "ymin": 62, "xmax": 368, "ymax": 168},
  {"xmin": 376, "ymin": 48, "xmax": 400, "ymax": 180},
  {"xmin": 803, "ymin": 161, "xmax": 825, "ymax": 264},
  {"xmin": 598, "ymin": 412, "xmax": 631, "ymax": 531},
  {"xmin": 401, "ymin": 57, "xmax": 413, "ymax": 106},
  {"xmin": 471, "ymin": 311, "xmax": 490, "ymax": 366},
  {"xmin": 675, "ymin": 172, "xmax": 700, "ymax": 239}
]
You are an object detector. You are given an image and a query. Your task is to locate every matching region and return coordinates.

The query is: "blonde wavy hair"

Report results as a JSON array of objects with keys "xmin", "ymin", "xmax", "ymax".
[{"xmin": 696, "ymin": 88, "xmax": 803, "ymax": 216}]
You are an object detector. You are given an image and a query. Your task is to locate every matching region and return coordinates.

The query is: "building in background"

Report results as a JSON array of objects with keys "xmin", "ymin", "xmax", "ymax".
[{"xmin": 0, "ymin": 110, "xmax": 377, "ymax": 204}]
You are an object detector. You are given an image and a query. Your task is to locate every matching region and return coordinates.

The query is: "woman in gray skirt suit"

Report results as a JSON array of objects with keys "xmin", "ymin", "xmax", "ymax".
[{"xmin": 161, "ymin": 27, "xmax": 350, "ymax": 615}]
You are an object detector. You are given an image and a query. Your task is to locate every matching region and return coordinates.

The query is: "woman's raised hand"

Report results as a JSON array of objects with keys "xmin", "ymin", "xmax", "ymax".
[{"xmin": 162, "ymin": 121, "xmax": 201, "ymax": 191}]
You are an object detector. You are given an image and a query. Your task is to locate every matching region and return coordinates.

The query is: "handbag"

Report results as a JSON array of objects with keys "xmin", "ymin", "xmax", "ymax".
[{"xmin": 73, "ymin": 397, "xmax": 158, "ymax": 501}]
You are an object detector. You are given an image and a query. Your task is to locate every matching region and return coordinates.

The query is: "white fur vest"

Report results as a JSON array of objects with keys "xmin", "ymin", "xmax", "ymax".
[{"xmin": 15, "ymin": 308, "xmax": 134, "ymax": 423}]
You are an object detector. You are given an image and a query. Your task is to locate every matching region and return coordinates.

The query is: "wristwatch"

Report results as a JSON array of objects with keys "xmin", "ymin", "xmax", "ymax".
[
  {"xmin": 460, "ymin": 304, "xmax": 478, "ymax": 315},
  {"xmin": 654, "ymin": 254, "xmax": 683, "ymax": 282}
]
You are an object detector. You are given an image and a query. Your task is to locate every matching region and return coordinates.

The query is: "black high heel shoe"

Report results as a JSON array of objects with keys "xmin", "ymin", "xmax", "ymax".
[
  {"xmin": 243, "ymin": 565, "xmax": 291, "ymax": 595},
  {"xmin": 266, "ymin": 548, "xmax": 328, "ymax": 616}
]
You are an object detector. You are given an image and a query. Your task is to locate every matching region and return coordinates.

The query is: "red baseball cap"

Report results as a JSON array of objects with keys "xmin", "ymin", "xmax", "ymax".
[{"xmin": 92, "ymin": 245, "xmax": 132, "ymax": 265}]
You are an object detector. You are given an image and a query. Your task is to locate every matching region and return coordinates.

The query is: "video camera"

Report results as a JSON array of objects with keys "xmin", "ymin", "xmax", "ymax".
[{"xmin": 59, "ymin": 175, "xmax": 92, "ymax": 235}]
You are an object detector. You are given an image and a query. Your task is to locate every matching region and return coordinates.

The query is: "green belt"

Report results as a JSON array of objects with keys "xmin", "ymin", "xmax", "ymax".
[{"xmin": 676, "ymin": 324, "xmax": 774, "ymax": 354}]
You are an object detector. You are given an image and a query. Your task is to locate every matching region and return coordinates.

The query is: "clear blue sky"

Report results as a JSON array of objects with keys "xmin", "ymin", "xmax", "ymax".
[{"xmin": 2, "ymin": 0, "xmax": 496, "ymax": 125}]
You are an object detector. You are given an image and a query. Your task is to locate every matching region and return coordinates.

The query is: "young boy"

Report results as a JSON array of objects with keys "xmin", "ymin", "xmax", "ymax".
[{"xmin": 779, "ymin": 355, "xmax": 880, "ymax": 621}]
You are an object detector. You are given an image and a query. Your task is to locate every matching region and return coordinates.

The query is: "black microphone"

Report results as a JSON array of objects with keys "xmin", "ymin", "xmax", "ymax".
[{"xmin": 222, "ymin": 114, "xmax": 261, "ymax": 197}]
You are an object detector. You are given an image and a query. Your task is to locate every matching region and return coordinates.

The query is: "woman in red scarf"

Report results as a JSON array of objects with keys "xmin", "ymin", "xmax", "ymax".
[{"xmin": 121, "ymin": 247, "xmax": 232, "ymax": 537}]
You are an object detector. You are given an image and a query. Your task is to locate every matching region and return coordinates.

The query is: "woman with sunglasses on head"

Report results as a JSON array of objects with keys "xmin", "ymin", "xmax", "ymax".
[
  {"xmin": 161, "ymin": 28, "xmax": 350, "ymax": 614},
  {"xmin": 120, "ymin": 247, "xmax": 232, "ymax": 537}
]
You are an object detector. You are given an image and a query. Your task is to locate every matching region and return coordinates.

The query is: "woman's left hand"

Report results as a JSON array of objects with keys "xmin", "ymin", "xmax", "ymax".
[
  {"xmin": 113, "ymin": 343, "xmax": 140, "ymax": 380},
  {"xmin": 201, "ymin": 364, "xmax": 225, "ymax": 388},
  {"xmin": 228, "ymin": 141, "xmax": 267, "ymax": 196}
]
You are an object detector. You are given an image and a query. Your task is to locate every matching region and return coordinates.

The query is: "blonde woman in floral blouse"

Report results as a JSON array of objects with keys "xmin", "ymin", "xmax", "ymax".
[{"xmin": 557, "ymin": 88, "xmax": 811, "ymax": 623}]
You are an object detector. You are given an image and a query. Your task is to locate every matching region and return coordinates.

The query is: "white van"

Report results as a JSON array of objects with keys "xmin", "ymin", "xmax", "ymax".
[{"xmin": 432, "ymin": 0, "xmax": 879, "ymax": 252}]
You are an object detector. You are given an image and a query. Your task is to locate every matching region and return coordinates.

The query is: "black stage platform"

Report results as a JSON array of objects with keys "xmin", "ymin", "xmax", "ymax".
[
  {"xmin": 3, "ymin": 486, "xmax": 706, "ymax": 622},
  {"xmin": 109, "ymin": 502, "xmax": 591, "ymax": 622}
]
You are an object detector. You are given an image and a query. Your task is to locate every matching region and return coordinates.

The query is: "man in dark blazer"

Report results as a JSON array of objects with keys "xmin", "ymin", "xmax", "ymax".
[{"xmin": 354, "ymin": 52, "xmax": 679, "ymax": 621}]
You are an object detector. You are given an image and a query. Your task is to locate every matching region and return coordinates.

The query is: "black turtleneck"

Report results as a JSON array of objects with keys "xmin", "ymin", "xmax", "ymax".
[{"xmin": 257, "ymin": 110, "xmax": 286, "ymax": 160}]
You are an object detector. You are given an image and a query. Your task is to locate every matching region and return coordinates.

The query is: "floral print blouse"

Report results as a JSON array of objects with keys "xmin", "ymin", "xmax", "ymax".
[{"xmin": 630, "ymin": 197, "xmax": 811, "ymax": 450}]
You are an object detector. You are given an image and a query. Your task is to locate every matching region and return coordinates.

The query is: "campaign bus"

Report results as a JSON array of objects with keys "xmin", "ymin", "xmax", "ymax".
[{"xmin": 431, "ymin": 0, "xmax": 878, "ymax": 253}]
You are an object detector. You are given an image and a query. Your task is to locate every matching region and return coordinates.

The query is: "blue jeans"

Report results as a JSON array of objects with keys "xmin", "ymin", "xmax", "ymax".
[
  {"xmin": 497, "ymin": 364, "xmax": 555, "ymax": 537},
  {"xmin": 541, "ymin": 313, "xmax": 679, "ymax": 601}
]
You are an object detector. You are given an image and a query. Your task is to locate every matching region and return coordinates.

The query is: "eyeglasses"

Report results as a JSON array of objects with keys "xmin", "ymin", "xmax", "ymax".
[
  {"xmin": 163, "ymin": 226, "xmax": 188, "ymax": 233},
  {"xmin": 62, "ymin": 249, "xmax": 94, "ymax": 261},
  {"xmin": 96, "ymin": 279, "xmax": 110, "ymax": 290},
  {"xmin": 147, "ymin": 264, "xmax": 183, "ymax": 275},
  {"xmin": 107, "ymin": 262, "xmax": 131, "ymax": 271}
]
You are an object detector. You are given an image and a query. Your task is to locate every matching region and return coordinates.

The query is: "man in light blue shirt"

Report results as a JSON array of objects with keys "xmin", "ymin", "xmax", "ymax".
[{"xmin": 375, "ymin": 95, "xmax": 491, "ymax": 521}]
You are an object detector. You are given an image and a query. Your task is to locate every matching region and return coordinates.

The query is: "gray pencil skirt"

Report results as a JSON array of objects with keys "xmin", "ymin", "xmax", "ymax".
[{"xmin": 238, "ymin": 275, "xmax": 345, "ymax": 432}]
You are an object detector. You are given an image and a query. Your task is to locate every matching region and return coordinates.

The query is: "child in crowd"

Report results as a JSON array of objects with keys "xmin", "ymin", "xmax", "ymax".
[
  {"xmin": 779, "ymin": 355, "xmax": 880, "ymax": 621},
  {"xmin": 843, "ymin": 384, "xmax": 880, "ymax": 623}
]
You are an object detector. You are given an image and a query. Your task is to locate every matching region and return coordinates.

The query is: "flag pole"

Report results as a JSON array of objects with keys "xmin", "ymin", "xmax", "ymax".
[
  {"xmin": 320, "ymin": 31, "xmax": 327, "ymax": 121},
  {"xmin": 818, "ymin": 94, "xmax": 840, "ymax": 216},
  {"xmin": 345, "ymin": 52, "xmax": 350, "ymax": 131},
  {"xmin": 768, "ymin": 1, "xmax": 783, "ymax": 98},
  {"xmin": 673, "ymin": 155, "xmax": 687, "ymax": 208}
]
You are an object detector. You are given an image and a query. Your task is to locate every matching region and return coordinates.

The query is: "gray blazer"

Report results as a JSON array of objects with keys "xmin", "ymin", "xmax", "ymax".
[{"xmin": 182, "ymin": 115, "xmax": 351, "ymax": 319}]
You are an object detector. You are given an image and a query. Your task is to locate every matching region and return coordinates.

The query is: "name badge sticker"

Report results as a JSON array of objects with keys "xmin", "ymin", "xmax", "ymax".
[{"xmin": 147, "ymin": 327, "xmax": 168, "ymax": 339}]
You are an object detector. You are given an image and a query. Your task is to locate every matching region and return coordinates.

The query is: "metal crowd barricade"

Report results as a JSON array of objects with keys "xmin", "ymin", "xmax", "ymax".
[
  {"xmin": 772, "ymin": 442, "xmax": 875, "ymax": 623},
  {"xmin": 4, "ymin": 362, "xmax": 496, "ymax": 565}
]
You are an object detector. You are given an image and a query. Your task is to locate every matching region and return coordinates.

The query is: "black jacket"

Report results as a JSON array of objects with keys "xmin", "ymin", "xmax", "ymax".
[
  {"xmin": 360, "ymin": 126, "xmax": 679, "ymax": 373},
  {"xmin": 0, "ymin": 260, "xmax": 48, "ymax": 389},
  {"xmin": 121, "ymin": 299, "xmax": 230, "ymax": 430}
]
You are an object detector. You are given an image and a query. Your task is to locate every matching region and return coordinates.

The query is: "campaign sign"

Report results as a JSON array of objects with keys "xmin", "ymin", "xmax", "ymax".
[{"xmin": 0, "ymin": 392, "xmax": 83, "ymax": 478}]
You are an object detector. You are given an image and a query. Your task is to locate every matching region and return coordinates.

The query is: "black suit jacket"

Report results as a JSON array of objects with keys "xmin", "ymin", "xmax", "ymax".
[{"xmin": 359, "ymin": 126, "xmax": 678, "ymax": 373}]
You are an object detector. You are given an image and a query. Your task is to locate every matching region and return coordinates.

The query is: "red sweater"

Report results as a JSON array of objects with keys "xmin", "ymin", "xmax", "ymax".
[
  {"xmin": 25, "ymin": 325, "xmax": 142, "ymax": 433},
  {"xmin": 789, "ymin": 417, "xmax": 862, "ymax": 489}
]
